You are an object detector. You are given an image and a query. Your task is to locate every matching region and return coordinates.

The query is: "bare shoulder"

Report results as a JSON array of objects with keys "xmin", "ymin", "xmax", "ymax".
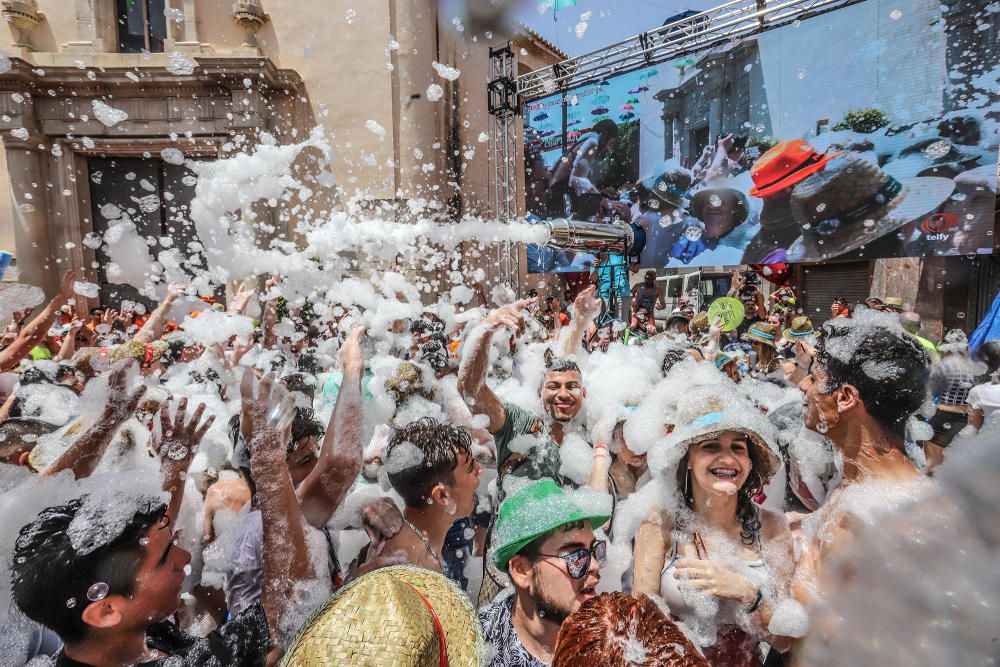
[{"xmin": 758, "ymin": 507, "xmax": 792, "ymax": 541}]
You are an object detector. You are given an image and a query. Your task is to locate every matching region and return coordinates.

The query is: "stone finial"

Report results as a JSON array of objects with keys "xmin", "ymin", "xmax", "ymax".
[
  {"xmin": 2, "ymin": 0, "xmax": 43, "ymax": 51},
  {"xmin": 232, "ymin": 0, "xmax": 269, "ymax": 49}
]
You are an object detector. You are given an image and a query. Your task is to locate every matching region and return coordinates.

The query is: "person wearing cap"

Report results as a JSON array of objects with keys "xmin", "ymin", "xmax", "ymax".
[
  {"xmin": 882, "ymin": 297, "xmax": 903, "ymax": 313},
  {"xmin": 631, "ymin": 168, "xmax": 693, "ymax": 266},
  {"xmin": 863, "ymin": 296, "xmax": 884, "ymax": 312},
  {"xmin": 663, "ymin": 310, "xmax": 691, "ymax": 337},
  {"xmin": 632, "ymin": 390, "xmax": 797, "ymax": 666},
  {"xmin": 741, "ymin": 139, "xmax": 837, "ymax": 264},
  {"xmin": 743, "ymin": 322, "xmax": 780, "ymax": 376},
  {"xmin": 479, "ymin": 480, "xmax": 608, "ymax": 667},
  {"xmin": 781, "ymin": 316, "xmax": 815, "ymax": 348}
]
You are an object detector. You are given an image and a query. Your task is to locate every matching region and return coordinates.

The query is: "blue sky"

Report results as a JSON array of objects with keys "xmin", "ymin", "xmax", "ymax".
[{"xmin": 514, "ymin": 0, "xmax": 727, "ymax": 58}]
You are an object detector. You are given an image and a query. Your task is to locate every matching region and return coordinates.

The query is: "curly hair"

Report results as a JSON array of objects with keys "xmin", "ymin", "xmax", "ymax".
[
  {"xmin": 675, "ymin": 442, "xmax": 764, "ymax": 546},
  {"xmin": 386, "ymin": 417, "xmax": 473, "ymax": 507},
  {"xmin": 553, "ymin": 592, "xmax": 710, "ymax": 667}
]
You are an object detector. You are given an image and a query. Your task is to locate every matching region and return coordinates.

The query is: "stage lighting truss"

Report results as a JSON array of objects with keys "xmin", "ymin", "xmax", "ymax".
[
  {"xmin": 488, "ymin": 43, "xmax": 521, "ymax": 293},
  {"xmin": 516, "ymin": 0, "xmax": 861, "ymax": 100}
]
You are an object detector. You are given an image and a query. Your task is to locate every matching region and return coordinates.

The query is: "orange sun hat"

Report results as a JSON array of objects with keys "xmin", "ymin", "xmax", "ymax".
[{"xmin": 749, "ymin": 139, "xmax": 839, "ymax": 198}]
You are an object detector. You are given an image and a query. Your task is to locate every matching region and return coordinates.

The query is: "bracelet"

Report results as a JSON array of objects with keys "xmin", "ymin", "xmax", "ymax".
[{"xmin": 745, "ymin": 589, "xmax": 763, "ymax": 614}]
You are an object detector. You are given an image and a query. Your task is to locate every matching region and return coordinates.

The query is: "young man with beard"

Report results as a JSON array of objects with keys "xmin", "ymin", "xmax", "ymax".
[
  {"xmin": 480, "ymin": 480, "xmax": 608, "ymax": 666},
  {"xmin": 458, "ymin": 298, "xmax": 593, "ymax": 486},
  {"xmin": 364, "ymin": 417, "xmax": 483, "ymax": 574},
  {"xmin": 793, "ymin": 314, "xmax": 931, "ymax": 608}
]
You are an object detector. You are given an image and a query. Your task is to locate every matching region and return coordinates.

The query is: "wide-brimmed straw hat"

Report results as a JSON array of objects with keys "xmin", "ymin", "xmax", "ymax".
[
  {"xmin": 742, "ymin": 322, "xmax": 779, "ymax": 349},
  {"xmin": 786, "ymin": 157, "xmax": 954, "ymax": 262},
  {"xmin": 281, "ymin": 565, "xmax": 483, "ymax": 666},
  {"xmin": 749, "ymin": 139, "xmax": 838, "ymax": 198},
  {"xmin": 650, "ymin": 391, "xmax": 782, "ymax": 483},
  {"xmin": 782, "ymin": 316, "xmax": 815, "ymax": 343}
]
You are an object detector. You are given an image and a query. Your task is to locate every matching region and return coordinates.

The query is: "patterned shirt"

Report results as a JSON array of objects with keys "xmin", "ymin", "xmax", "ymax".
[{"xmin": 479, "ymin": 594, "xmax": 549, "ymax": 667}]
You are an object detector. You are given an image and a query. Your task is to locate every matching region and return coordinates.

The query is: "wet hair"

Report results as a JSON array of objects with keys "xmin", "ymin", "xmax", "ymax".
[
  {"xmin": 10, "ymin": 497, "xmax": 167, "ymax": 643},
  {"xmin": 815, "ymin": 320, "xmax": 929, "ymax": 437},
  {"xmin": 291, "ymin": 407, "xmax": 324, "ymax": 444},
  {"xmin": 553, "ymin": 592, "xmax": 709, "ymax": 667},
  {"xmin": 592, "ymin": 119, "xmax": 619, "ymax": 142},
  {"xmin": 676, "ymin": 441, "xmax": 764, "ymax": 546},
  {"xmin": 0, "ymin": 417, "xmax": 59, "ymax": 464},
  {"xmin": 661, "ymin": 348, "xmax": 689, "ymax": 376},
  {"xmin": 385, "ymin": 417, "xmax": 473, "ymax": 507},
  {"xmin": 517, "ymin": 520, "xmax": 586, "ymax": 562},
  {"xmin": 543, "ymin": 349, "xmax": 581, "ymax": 376},
  {"xmin": 975, "ymin": 341, "xmax": 1000, "ymax": 381}
]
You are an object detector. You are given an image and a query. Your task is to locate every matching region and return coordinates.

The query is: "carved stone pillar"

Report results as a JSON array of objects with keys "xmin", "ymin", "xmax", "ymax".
[
  {"xmin": 232, "ymin": 0, "xmax": 269, "ymax": 50},
  {"xmin": 2, "ymin": 0, "xmax": 43, "ymax": 51}
]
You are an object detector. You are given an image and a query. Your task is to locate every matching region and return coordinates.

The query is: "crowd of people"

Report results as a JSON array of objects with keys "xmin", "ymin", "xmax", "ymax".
[{"xmin": 0, "ymin": 261, "xmax": 998, "ymax": 667}]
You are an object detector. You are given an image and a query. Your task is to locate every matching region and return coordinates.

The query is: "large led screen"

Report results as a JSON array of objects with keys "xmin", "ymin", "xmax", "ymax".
[{"xmin": 522, "ymin": 0, "xmax": 999, "ymax": 273}]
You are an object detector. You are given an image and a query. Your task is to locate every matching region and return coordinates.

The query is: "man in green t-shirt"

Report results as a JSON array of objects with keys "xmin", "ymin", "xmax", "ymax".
[{"xmin": 458, "ymin": 299, "xmax": 588, "ymax": 487}]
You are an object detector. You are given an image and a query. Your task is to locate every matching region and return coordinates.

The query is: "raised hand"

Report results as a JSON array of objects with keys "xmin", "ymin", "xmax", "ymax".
[
  {"xmin": 156, "ymin": 397, "xmax": 216, "ymax": 494},
  {"xmin": 573, "ymin": 285, "xmax": 603, "ymax": 324},
  {"xmin": 239, "ymin": 368, "xmax": 295, "ymax": 462},
  {"xmin": 102, "ymin": 359, "xmax": 148, "ymax": 422},
  {"xmin": 338, "ymin": 324, "xmax": 366, "ymax": 374},
  {"xmin": 58, "ymin": 270, "xmax": 77, "ymax": 299},
  {"xmin": 482, "ymin": 298, "xmax": 535, "ymax": 337}
]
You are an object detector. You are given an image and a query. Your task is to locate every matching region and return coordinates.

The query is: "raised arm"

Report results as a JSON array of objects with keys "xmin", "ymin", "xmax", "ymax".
[
  {"xmin": 560, "ymin": 285, "xmax": 603, "ymax": 357},
  {"xmin": 296, "ymin": 326, "xmax": 366, "ymax": 528},
  {"xmin": 42, "ymin": 360, "xmax": 147, "ymax": 479},
  {"xmin": 0, "ymin": 270, "xmax": 75, "ymax": 372},
  {"xmin": 260, "ymin": 277, "xmax": 280, "ymax": 349},
  {"xmin": 240, "ymin": 368, "xmax": 316, "ymax": 647},
  {"xmin": 155, "ymin": 397, "xmax": 216, "ymax": 525},
  {"xmin": 133, "ymin": 282, "xmax": 185, "ymax": 344},
  {"xmin": 457, "ymin": 298, "xmax": 533, "ymax": 433}
]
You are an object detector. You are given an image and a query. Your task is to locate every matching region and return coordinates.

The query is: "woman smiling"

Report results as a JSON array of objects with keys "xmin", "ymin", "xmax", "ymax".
[{"xmin": 632, "ymin": 390, "xmax": 801, "ymax": 667}]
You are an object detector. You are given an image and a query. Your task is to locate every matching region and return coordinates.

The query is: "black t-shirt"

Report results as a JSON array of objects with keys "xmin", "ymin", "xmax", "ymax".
[{"xmin": 53, "ymin": 602, "xmax": 269, "ymax": 667}]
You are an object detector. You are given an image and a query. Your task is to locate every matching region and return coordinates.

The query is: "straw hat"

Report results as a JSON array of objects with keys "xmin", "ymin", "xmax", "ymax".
[
  {"xmin": 742, "ymin": 322, "xmax": 779, "ymax": 349},
  {"xmin": 883, "ymin": 297, "xmax": 904, "ymax": 311},
  {"xmin": 749, "ymin": 139, "xmax": 838, "ymax": 198},
  {"xmin": 281, "ymin": 565, "xmax": 483, "ymax": 666},
  {"xmin": 109, "ymin": 340, "xmax": 168, "ymax": 366},
  {"xmin": 649, "ymin": 390, "xmax": 782, "ymax": 483},
  {"xmin": 786, "ymin": 157, "xmax": 954, "ymax": 262},
  {"xmin": 782, "ymin": 316, "xmax": 815, "ymax": 343}
]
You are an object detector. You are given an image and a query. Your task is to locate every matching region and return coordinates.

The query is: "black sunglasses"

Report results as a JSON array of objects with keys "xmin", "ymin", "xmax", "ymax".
[{"xmin": 537, "ymin": 540, "xmax": 606, "ymax": 579}]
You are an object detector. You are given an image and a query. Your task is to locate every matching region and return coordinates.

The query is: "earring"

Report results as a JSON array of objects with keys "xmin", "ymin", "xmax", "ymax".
[{"xmin": 684, "ymin": 469, "xmax": 690, "ymax": 497}]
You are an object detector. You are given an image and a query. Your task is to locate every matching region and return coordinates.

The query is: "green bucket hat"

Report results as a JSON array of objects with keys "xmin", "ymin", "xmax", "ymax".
[{"xmin": 492, "ymin": 480, "xmax": 610, "ymax": 573}]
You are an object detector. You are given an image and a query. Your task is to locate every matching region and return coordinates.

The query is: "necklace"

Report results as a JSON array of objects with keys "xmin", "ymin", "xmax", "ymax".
[{"xmin": 401, "ymin": 517, "xmax": 442, "ymax": 565}]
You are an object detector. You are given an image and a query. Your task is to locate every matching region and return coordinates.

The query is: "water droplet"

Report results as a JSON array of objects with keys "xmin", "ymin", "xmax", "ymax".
[
  {"xmin": 87, "ymin": 582, "xmax": 110, "ymax": 602},
  {"xmin": 957, "ymin": 312, "xmax": 966, "ymax": 319},
  {"xmin": 709, "ymin": 194, "xmax": 722, "ymax": 207},
  {"xmin": 889, "ymin": 8, "xmax": 902, "ymax": 19},
  {"xmin": 923, "ymin": 139, "xmax": 951, "ymax": 159},
  {"xmin": 797, "ymin": 69, "xmax": 807, "ymax": 80},
  {"xmin": 863, "ymin": 219, "xmax": 875, "ymax": 227},
  {"xmin": 66, "ymin": 598, "xmax": 77, "ymax": 608},
  {"xmin": 815, "ymin": 202, "xmax": 826, "ymax": 213}
]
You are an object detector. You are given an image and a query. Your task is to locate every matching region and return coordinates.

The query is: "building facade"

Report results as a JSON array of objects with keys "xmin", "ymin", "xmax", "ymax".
[{"xmin": 0, "ymin": 0, "xmax": 562, "ymax": 307}]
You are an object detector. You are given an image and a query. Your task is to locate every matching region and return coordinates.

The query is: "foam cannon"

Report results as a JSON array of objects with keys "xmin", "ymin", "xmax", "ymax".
[{"xmin": 544, "ymin": 218, "xmax": 647, "ymax": 258}]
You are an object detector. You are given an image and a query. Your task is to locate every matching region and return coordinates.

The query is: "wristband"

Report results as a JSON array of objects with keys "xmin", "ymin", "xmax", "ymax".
[{"xmin": 745, "ymin": 589, "xmax": 763, "ymax": 614}]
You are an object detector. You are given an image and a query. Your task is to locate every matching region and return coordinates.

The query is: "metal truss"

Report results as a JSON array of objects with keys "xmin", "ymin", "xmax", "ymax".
[
  {"xmin": 517, "ymin": 0, "xmax": 862, "ymax": 100},
  {"xmin": 488, "ymin": 43, "xmax": 520, "ymax": 293}
]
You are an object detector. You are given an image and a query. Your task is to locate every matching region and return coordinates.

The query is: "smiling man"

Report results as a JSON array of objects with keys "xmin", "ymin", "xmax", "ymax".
[
  {"xmin": 481, "ymin": 481, "xmax": 609, "ymax": 667},
  {"xmin": 459, "ymin": 300, "xmax": 588, "ymax": 486}
]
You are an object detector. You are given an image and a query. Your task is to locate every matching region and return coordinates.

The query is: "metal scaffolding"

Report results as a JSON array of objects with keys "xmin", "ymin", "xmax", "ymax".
[
  {"xmin": 516, "ymin": 0, "xmax": 861, "ymax": 100},
  {"xmin": 488, "ymin": 43, "xmax": 520, "ymax": 294}
]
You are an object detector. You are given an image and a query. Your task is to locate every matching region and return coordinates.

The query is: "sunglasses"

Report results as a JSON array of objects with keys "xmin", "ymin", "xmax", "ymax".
[{"xmin": 537, "ymin": 540, "xmax": 606, "ymax": 579}]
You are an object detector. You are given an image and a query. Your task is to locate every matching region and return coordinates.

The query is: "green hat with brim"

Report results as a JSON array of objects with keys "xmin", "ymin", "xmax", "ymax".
[{"xmin": 492, "ymin": 480, "xmax": 610, "ymax": 573}]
